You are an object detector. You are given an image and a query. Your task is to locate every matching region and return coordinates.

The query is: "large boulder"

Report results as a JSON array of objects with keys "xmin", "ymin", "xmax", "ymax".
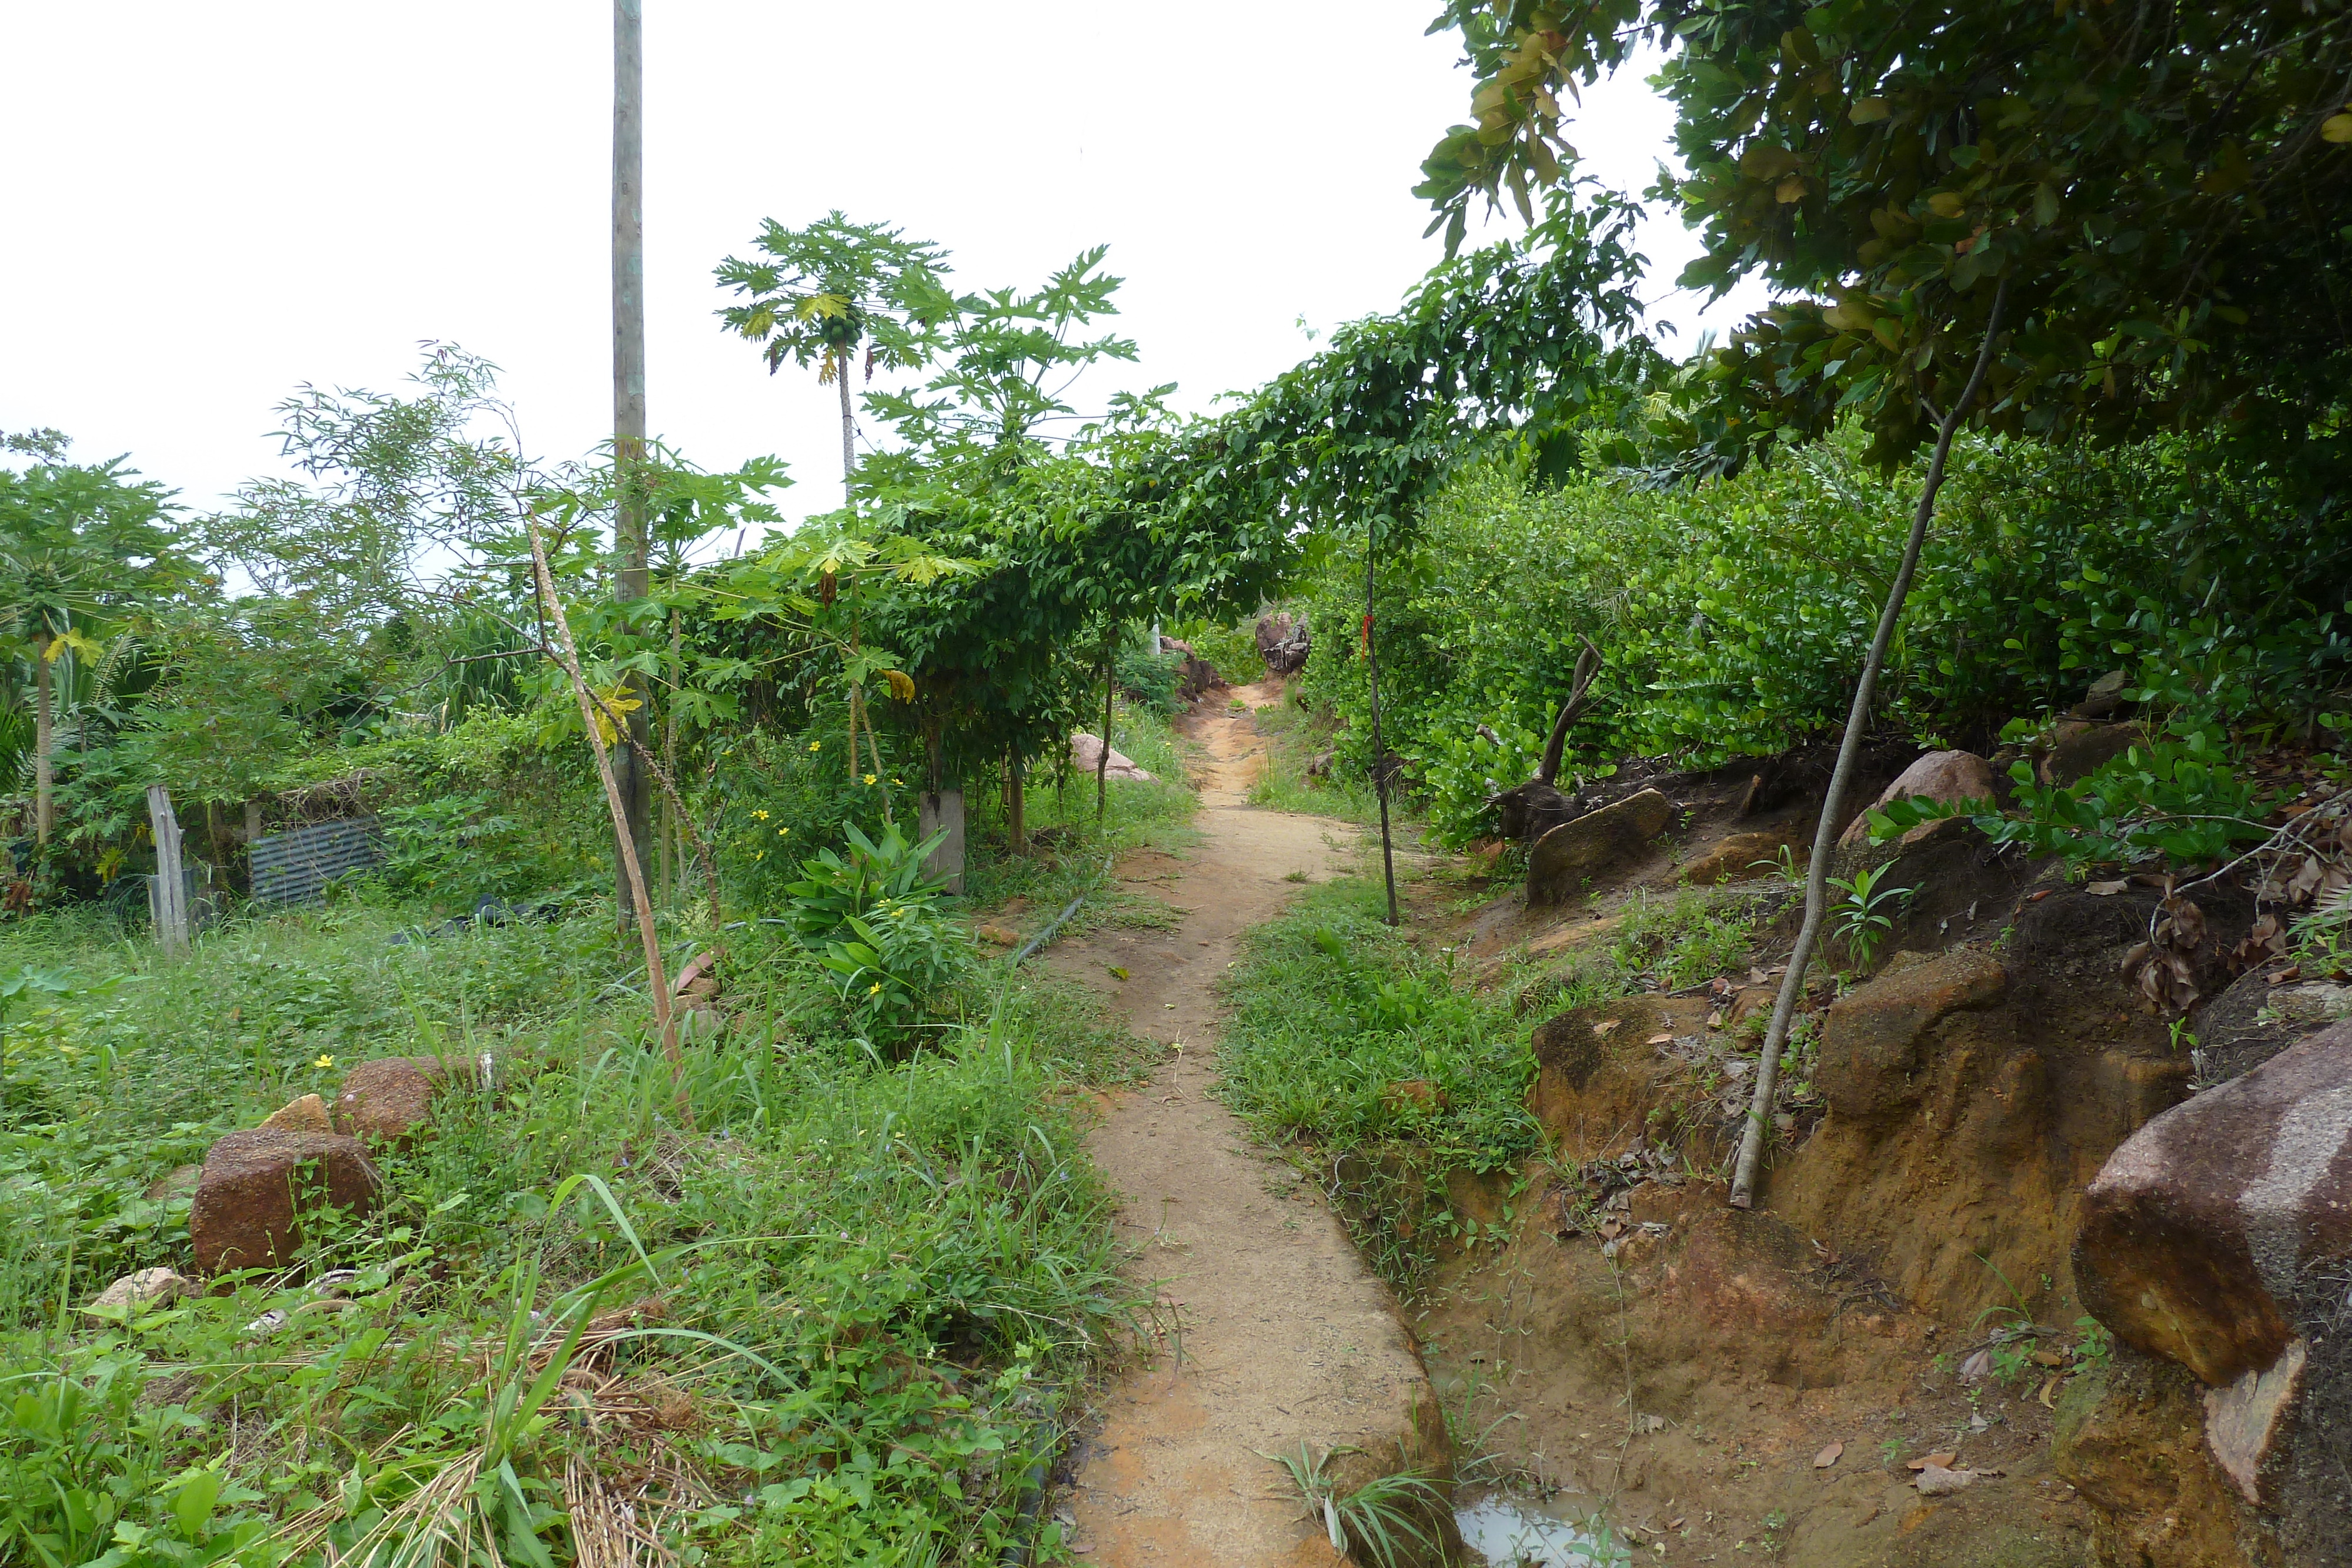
[
  {"xmin": 1837, "ymin": 750, "xmax": 1998, "ymax": 847},
  {"xmin": 1070, "ymin": 733, "xmax": 1154, "ymax": 782},
  {"xmin": 1526, "ymin": 789, "xmax": 1674, "ymax": 905},
  {"xmin": 189, "ymin": 1128, "xmax": 381, "ymax": 1274},
  {"xmin": 2073, "ymin": 1018, "xmax": 2352, "ymax": 1537},
  {"xmin": 1813, "ymin": 948, "xmax": 2009, "ymax": 1124},
  {"xmin": 1255, "ymin": 613, "xmax": 1310, "ymax": 676},
  {"xmin": 1156, "ymin": 636, "xmax": 1223, "ymax": 700}
]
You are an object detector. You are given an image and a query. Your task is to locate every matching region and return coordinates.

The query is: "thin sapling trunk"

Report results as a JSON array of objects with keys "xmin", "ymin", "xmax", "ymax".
[
  {"xmin": 528, "ymin": 521, "xmax": 680, "ymax": 1072},
  {"xmin": 1729, "ymin": 282, "xmax": 2009, "ymax": 1209},
  {"xmin": 1365, "ymin": 521, "xmax": 1399, "ymax": 927},
  {"xmin": 32, "ymin": 639, "xmax": 52, "ymax": 849},
  {"xmin": 1097, "ymin": 634, "xmax": 1114, "ymax": 827}
]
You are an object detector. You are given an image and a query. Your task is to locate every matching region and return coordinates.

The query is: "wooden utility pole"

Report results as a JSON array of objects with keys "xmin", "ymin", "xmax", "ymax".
[{"xmin": 612, "ymin": 0, "xmax": 653, "ymax": 928}]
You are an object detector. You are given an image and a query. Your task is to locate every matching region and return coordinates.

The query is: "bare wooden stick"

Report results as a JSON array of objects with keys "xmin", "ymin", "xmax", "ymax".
[
  {"xmin": 527, "ymin": 520, "xmax": 679, "ymax": 1069},
  {"xmin": 1728, "ymin": 279, "xmax": 2010, "ymax": 1209}
]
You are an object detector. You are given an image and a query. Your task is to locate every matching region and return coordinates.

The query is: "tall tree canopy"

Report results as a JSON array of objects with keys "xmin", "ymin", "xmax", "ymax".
[{"xmin": 1421, "ymin": 0, "xmax": 2352, "ymax": 474}]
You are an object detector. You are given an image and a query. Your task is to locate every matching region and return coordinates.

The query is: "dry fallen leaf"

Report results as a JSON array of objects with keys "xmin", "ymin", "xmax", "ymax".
[
  {"xmin": 1647, "ymin": 1032, "xmax": 1676, "ymax": 1046},
  {"xmin": 2032, "ymin": 1348, "xmax": 2064, "ymax": 1367},
  {"xmin": 1959, "ymin": 1349, "xmax": 1993, "ymax": 1382},
  {"xmin": 1593, "ymin": 1019, "xmax": 1622, "ymax": 1037},
  {"xmin": 1813, "ymin": 1440, "xmax": 1844, "ymax": 1469},
  {"xmin": 2085, "ymin": 880, "xmax": 2127, "ymax": 896},
  {"xmin": 1906, "ymin": 1452, "xmax": 1959, "ymax": 1472},
  {"xmin": 1706, "ymin": 1011, "xmax": 1726, "ymax": 1029},
  {"xmin": 2038, "ymin": 1375, "xmax": 2063, "ymax": 1408}
]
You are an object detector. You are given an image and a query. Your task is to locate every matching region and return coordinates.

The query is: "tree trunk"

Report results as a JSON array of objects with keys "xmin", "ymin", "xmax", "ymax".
[
  {"xmin": 611, "ymin": 0, "xmax": 653, "ymax": 933},
  {"xmin": 1007, "ymin": 750, "xmax": 1027, "ymax": 854},
  {"xmin": 838, "ymin": 367, "xmax": 856, "ymax": 503},
  {"xmin": 1728, "ymin": 282, "xmax": 2010, "ymax": 1209},
  {"xmin": 32, "ymin": 641, "xmax": 51, "ymax": 849},
  {"xmin": 1365, "ymin": 527, "xmax": 1399, "ymax": 927},
  {"xmin": 1097, "ymin": 636, "xmax": 1114, "ymax": 826}
]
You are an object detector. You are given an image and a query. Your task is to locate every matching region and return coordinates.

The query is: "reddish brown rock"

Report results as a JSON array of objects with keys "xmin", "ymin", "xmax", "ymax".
[
  {"xmin": 333, "ymin": 1058, "xmax": 448, "ymax": 1145},
  {"xmin": 189, "ymin": 1128, "xmax": 380, "ymax": 1273},
  {"xmin": 1838, "ymin": 750, "xmax": 1998, "ymax": 847},
  {"xmin": 1527, "ymin": 789, "xmax": 1674, "ymax": 906},
  {"xmin": 1814, "ymin": 948, "xmax": 2008, "ymax": 1124},
  {"xmin": 2073, "ymin": 1018, "xmax": 2352, "ymax": 1389}
]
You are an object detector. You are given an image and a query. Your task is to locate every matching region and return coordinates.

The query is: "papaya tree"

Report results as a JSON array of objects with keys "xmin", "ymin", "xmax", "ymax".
[
  {"xmin": 715, "ymin": 213, "xmax": 954, "ymax": 500},
  {"xmin": 0, "ymin": 431, "xmax": 185, "ymax": 850}
]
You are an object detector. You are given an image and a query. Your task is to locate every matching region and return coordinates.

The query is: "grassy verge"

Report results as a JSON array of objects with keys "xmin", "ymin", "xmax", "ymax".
[
  {"xmin": 1214, "ymin": 873, "xmax": 1779, "ymax": 1293},
  {"xmin": 1242, "ymin": 691, "xmax": 1396, "ymax": 828},
  {"xmin": 0, "ymin": 743, "xmax": 1190, "ymax": 1566},
  {"xmin": 1213, "ymin": 874, "xmax": 1539, "ymax": 1290}
]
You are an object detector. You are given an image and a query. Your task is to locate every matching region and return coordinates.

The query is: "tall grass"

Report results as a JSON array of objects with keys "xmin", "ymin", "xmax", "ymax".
[{"xmin": 0, "ymin": 824, "xmax": 1166, "ymax": 1563}]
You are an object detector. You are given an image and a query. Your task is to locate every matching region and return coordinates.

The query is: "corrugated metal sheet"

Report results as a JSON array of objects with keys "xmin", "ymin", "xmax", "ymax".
[{"xmin": 250, "ymin": 816, "xmax": 385, "ymax": 904}]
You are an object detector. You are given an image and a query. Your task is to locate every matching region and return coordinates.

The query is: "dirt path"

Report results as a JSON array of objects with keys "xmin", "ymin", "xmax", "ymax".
[{"xmin": 1047, "ymin": 681, "xmax": 1452, "ymax": 1564}]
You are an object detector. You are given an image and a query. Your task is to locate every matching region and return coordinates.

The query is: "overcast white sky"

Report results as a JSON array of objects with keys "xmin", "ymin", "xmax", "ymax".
[{"xmin": 3, "ymin": 3, "xmax": 1766, "ymax": 529}]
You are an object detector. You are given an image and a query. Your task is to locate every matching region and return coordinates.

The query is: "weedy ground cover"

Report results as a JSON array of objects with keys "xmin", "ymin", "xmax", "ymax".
[
  {"xmin": 1217, "ymin": 875, "xmax": 1768, "ymax": 1292},
  {"xmin": 0, "ymin": 724, "xmax": 1194, "ymax": 1568},
  {"xmin": 1214, "ymin": 874, "xmax": 1541, "ymax": 1289}
]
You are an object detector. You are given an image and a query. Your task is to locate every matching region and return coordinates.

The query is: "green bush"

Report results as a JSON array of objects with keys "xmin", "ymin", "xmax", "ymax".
[
  {"xmin": 778, "ymin": 821, "xmax": 973, "ymax": 1042},
  {"xmin": 1295, "ymin": 433, "xmax": 2352, "ymax": 844}
]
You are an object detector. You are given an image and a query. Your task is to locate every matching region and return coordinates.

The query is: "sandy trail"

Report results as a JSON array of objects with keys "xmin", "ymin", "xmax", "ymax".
[{"xmin": 1047, "ymin": 681, "xmax": 1446, "ymax": 1565}]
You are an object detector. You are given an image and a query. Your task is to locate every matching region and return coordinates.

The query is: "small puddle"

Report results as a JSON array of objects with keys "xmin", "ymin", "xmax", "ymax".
[{"xmin": 1454, "ymin": 1490, "xmax": 1622, "ymax": 1566}]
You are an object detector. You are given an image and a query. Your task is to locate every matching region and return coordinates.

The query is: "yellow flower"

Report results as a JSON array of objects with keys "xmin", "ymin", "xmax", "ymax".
[
  {"xmin": 313, "ymin": 1054, "xmax": 335, "ymax": 1069},
  {"xmin": 777, "ymin": 826, "xmax": 789, "ymax": 835},
  {"xmin": 753, "ymin": 809, "xmax": 769, "ymax": 820},
  {"xmin": 808, "ymin": 741, "xmax": 822, "ymax": 751},
  {"xmin": 867, "ymin": 982, "xmax": 883, "ymax": 995},
  {"xmin": 863, "ymin": 773, "xmax": 877, "ymax": 785},
  {"xmin": 891, "ymin": 777, "xmax": 903, "ymax": 786}
]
